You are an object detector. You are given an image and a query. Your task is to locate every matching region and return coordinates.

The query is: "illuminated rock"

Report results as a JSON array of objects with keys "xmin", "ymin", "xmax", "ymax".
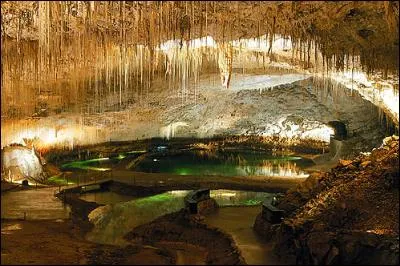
[
  {"xmin": 160, "ymin": 122, "xmax": 189, "ymax": 140},
  {"xmin": 1, "ymin": 145, "xmax": 46, "ymax": 183},
  {"xmin": 339, "ymin": 159, "xmax": 353, "ymax": 167}
]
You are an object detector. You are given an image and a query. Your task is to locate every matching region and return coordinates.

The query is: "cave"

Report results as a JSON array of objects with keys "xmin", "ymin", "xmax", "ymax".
[{"xmin": 1, "ymin": 1, "xmax": 399, "ymax": 265}]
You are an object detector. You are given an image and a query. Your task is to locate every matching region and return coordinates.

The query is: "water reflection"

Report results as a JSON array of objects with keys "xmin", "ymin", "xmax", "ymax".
[
  {"xmin": 61, "ymin": 152, "xmax": 144, "ymax": 172},
  {"xmin": 135, "ymin": 150, "xmax": 312, "ymax": 177},
  {"xmin": 211, "ymin": 190, "xmax": 270, "ymax": 206},
  {"xmin": 240, "ymin": 160, "xmax": 309, "ymax": 177}
]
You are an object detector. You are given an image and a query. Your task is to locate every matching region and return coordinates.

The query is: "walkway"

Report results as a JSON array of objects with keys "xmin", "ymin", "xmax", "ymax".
[
  {"xmin": 1, "ymin": 187, "xmax": 70, "ymax": 220},
  {"xmin": 60, "ymin": 169, "xmax": 305, "ymax": 194}
]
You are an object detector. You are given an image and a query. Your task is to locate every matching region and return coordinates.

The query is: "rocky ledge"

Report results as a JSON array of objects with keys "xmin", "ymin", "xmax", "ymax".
[
  {"xmin": 254, "ymin": 135, "xmax": 399, "ymax": 265},
  {"xmin": 125, "ymin": 209, "xmax": 245, "ymax": 265}
]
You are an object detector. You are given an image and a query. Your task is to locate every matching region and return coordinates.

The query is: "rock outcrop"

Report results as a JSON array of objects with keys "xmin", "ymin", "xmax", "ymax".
[
  {"xmin": 255, "ymin": 135, "xmax": 399, "ymax": 265},
  {"xmin": 125, "ymin": 210, "xmax": 245, "ymax": 265},
  {"xmin": 1, "ymin": 145, "xmax": 47, "ymax": 183}
]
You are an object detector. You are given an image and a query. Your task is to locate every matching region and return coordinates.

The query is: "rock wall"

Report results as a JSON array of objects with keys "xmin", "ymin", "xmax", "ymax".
[
  {"xmin": 3, "ymin": 74, "xmax": 389, "ymax": 156},
  {"xmin": 258, "ymin": 136, "xmax": 400, "ymax": 265},
  {"xmin": 125, "ymin": 210, "xmax": 245, "ymax": 265}
]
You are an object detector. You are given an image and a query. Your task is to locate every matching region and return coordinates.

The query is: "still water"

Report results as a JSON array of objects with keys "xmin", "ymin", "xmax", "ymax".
[
  {"xmin": 60, "ymin": 151, "xmax": 144, "ymax": 172},
  {"xmin": 83, "ymin": 189, "xmax": 272, "ymax": 245},
  {"xmin": 61, "ymin": 149, "xmax": 313, "ymax": 178},
  {"xmin": 135, "ymin": 150, "xmax": 313, "ymax": 177},
  {"xmin": 205, "ymin": 206, "xmax": 293, "ymax": 265}
]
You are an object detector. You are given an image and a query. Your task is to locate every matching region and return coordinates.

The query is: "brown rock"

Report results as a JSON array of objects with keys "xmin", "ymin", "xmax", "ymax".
[
  {"xmin": 253, "ymin": 213, "xmax": 275, "ymax": 240},
  {"xmin": 339, "ymin": 159, "xmax": 353, "ymax": 167},
  {"xmin": 307, "ymin": 232, "xmax": 336, "ymax": 264},
  {"xmin": 312, "ymin": 222, "xmax": 325, "ymax": 231},
  {"xmin": 360, "ymin": 161, "xmax": 371, "ymax": 168},
  {"xmin": 325, "ymin": 245, "xmax": 339, "ymax": 265},
  {"xmin": 347, "ymin": 164, "xmax": 357, "ymax": 170}
]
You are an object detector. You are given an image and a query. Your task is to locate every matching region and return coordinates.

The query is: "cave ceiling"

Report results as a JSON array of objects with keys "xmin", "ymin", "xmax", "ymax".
[
  {"xmin": 1, "ymin": 1, "xmax": 399, "ymax": 120},
  {"xmin": 2, "ymin": 1, "xmax": 399, "ymax": 69}
]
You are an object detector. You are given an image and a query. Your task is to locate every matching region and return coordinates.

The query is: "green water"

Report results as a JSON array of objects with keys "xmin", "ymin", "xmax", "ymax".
[
  {"xmin": 61, "ymin": 152, "xmax": 144, "ymax": 171},
  {"xmin": 84, "ymin": 189, "xmax": 271, "ymax": 245},
  {"xmin": 135, "ymin": 150, "xmax": 313, "ymax": 177},
  {"xmin": 47, "ymin": 175, "xmax": 75, "ymax": 185},
  {"xmin": 61, "ymin": 157, "xmax": 114, "ymax": 171},
  {"xmin": 86, "ymin": 190, "xmax": 189, "ymax": 245},
  {"xmin": 62, "ymin": 149, "xmax": 314, "ymax": 177}
]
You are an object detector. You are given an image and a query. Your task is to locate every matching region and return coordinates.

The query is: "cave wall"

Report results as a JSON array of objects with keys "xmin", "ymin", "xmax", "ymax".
[
  {"xmin": 1, "ymin": 1, "xmax": 398, "ymax": 149},
  {"xmin": 1, "ymin": 1, "xmax": 398, "ymax": 118}
]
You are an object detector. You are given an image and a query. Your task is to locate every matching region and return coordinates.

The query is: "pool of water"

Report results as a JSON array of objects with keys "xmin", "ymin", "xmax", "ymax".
[
  {"xmin": 84, "ymin": 189, "xmax": 272, "ymax": 245},
  {"xmin": 61, "ymin": 158, "xmax": 115, "ymax": 172},
  {"xmin": 60, "ymin": 151, "xmax": 145, "ymax": 172},
  {"xmin": 79, "ymin": 191, "xmax": 138, "ymax": 205},
  {"xmin": 135, "ymin": 150, "xmax": 313, "ymax": 177},
  {"xmin": 205, "ymin": 206, "xmax": 293, "ymax": 265}
]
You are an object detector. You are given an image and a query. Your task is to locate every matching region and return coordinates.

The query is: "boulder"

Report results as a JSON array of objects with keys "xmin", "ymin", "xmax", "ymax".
[
  {"xmin": 307, "ymin": 231, "xmax": 336, "ymax": 264},
  {"xmin": 339, "ymin": 159, "xmax": 353, "ymax": 167},
  {"xmin": 360, "ymin": 161, "xmax": 371, "ymax": 168},
  {"xmin": 253, "ymin": 213, "xmax": 276, "ymax": 240},
  {"xmin": 1, "ymin": 145, "xmax": 46, "ymax": 183}
]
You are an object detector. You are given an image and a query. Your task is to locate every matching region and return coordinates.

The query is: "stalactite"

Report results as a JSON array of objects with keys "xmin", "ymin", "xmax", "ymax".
[{"xmin": 1, "ymin": 1, "xmax": 398, "ymax": 149}]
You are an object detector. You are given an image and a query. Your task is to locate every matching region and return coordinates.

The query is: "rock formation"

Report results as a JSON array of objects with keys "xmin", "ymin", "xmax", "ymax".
[{"xmin": 254, "ymin": 135, "xmax": 399, "ymax": 265}]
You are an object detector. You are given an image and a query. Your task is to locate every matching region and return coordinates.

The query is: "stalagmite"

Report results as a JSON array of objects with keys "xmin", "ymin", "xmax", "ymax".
[{"xmin": 0, "ymin": 1, "xmax": 398, "ymax": 149}]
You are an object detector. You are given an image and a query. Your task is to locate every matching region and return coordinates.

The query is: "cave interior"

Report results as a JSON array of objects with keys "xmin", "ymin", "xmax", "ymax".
[{"xmin": 1, "ymin": 1, "xmax": 399, "ymax": 265}]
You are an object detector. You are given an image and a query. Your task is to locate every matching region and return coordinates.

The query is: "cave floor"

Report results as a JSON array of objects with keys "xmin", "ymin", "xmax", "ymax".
[
  {"xmin": 0, "ymin": 219, "xmax": 176, "ymax": 265},
  {"xmin": 1, "ymin": 219, "xmax": 94, "ymax": 265},
  {"xmin": 1, "ymin": 187, "xmax": 70, "ymax": 220},
  {"xmin": 0, "ymin": 169, "xmax": 302, "ymax": 265},
  {"xmin": 204, "ymin": 206, "xmax": 294, "ymax": 265}
]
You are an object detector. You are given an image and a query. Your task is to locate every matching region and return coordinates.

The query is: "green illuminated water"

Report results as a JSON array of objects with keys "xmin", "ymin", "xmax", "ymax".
[
  {"xmin": 135, "ymin": 150, "xmax": 313, "ymax": 177},
  {"xmin": 61, "ymin": 152, "xmax": 143, "ymax": 171},
  {"xmin": 61, "ymin": 157, "xmax": 114, "ymax": 171},
  {"xmin": 84, "ymin": 189, "xmax": 271, "ymax": 245},
  {"xmin": 86, "ymin": 190, "xmax": 189, "ymax": 245},
  {"xmin": 47, "ymin": 175, "xmax": 75, "ymax": 185},
  {"xmin": 62, "ymin": 149, "xmax": 313, "ymax": 177}
]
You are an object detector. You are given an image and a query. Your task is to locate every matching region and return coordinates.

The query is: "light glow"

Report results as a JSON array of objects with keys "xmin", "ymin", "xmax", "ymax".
[{"xmin": 329, "ymin": 71, "xmax": 399, "ymax": 124}]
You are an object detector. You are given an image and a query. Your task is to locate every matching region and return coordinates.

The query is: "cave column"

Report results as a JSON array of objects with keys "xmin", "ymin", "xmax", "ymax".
[{"xmin": 217, "ymin": 43, "xmax": 233, "ymax": 88}]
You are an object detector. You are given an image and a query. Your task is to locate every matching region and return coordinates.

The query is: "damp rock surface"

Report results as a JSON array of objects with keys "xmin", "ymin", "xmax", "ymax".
[{"xmin": 258, "ymin": 136, "xmax": 400, "ymax": 265}]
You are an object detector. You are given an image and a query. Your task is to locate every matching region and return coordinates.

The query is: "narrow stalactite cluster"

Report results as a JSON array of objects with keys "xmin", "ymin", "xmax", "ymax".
[{"xmin": 1, "ymin": 1, "xmax": 398, "ymax": 149}]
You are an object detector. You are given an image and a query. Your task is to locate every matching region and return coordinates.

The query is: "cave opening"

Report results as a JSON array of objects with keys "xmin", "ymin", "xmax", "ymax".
[{"xmin": 327, "ymin": 120, "xmax": 348, "ymax": 141}]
